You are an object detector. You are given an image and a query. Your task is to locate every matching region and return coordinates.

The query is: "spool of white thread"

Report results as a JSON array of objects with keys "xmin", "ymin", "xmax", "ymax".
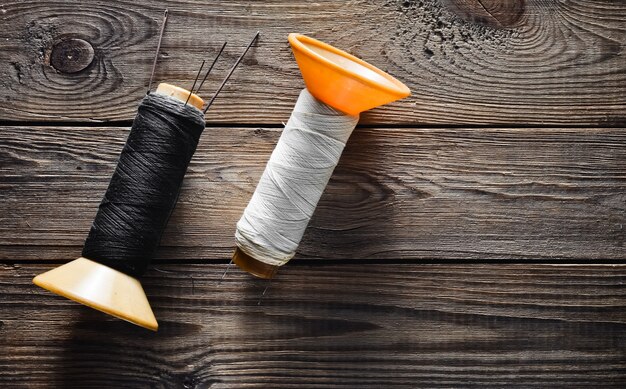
[
  {"xmin": 232, "ymin": 33, "xmax": 410, "ymax": 278},
  {"xmin": 235, "ymin": 88, "xmax": 358, "ymax": 267}
]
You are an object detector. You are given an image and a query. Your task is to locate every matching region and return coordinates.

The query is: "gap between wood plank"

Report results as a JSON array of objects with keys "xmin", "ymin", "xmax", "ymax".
[
  {"xmin": 2, "ymin": 259, "xmax": 625, "ymax": 266},
  {"xmin": 0, "ymin": 121, "xmax": 624, "ymax": 129}
]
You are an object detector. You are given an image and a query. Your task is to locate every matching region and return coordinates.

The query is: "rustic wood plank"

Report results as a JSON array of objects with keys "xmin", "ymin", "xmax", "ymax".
[
  {"xmin": 0, "ymin": 0, "xmax": 625, "ymax": 125},
  {"xmin": 1, "ymin": 126, "xmax": 625, "ymax": 261},
  {"xmin": 1, "ymin": 263, "xmax": 625, "ymax": 387}
]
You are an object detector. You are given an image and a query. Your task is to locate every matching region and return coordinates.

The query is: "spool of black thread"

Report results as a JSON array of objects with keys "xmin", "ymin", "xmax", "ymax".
[
  {"xmin": 33, "ymin": 30, "xmax": 258, "ymax": 330},
  {"xmin": 82, "ymin": 92, "xmax": 205, "ymax": 276},
  {"xmin": 33, "ymin": 84, "xmax": 207, "ymax": 331}
]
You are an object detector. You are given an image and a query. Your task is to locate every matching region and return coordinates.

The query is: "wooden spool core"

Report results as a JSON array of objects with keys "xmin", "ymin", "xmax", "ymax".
[
  {"xmin": 32, "ymin": 83, "xmax": 204, "ymax": 331},
  {"xmin": 156, "ymin": 83, "xmax": 204, "ymax": 110},
  {"xmin": 232, "ymin": 247, "xmax": 279, "ymax": 279}
]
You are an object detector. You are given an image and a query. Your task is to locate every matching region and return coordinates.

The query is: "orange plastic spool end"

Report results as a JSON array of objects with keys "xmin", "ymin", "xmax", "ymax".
[{"xmin": 288, "ymin": 33, "xmax": 410, "ymax": 115}]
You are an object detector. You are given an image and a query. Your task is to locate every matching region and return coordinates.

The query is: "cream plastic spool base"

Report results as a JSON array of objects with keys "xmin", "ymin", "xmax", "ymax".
[
  {"xmin": 33, "ymin": 83, "xmax": 204, "ymax": 331},
  {"xmin": 233, "ymin": 34, "xmax": 411, "ymax": 279},
  {"xmin": 33, "ymin": 258, "xmax": 159, "ymax": 331}
]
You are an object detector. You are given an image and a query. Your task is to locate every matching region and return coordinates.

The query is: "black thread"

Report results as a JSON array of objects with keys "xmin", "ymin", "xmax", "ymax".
[{"xmin": 82, "ymin": 93, "xmax": 205, "ymax": 277}]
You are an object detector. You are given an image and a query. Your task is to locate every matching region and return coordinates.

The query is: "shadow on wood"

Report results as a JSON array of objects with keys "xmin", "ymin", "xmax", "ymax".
[{"xmin": 3, "ymin": 263, "xmax": 626, "ymax": 387}]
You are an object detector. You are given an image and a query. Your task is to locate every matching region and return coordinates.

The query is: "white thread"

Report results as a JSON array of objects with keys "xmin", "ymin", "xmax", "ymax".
[{"xmin": 235, "ymin": 89, "xmax": 359, "ymax": 266}]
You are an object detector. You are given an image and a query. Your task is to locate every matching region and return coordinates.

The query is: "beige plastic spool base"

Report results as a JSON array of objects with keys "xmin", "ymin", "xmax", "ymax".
[
  {"xmin": 32, "ymin": 83, "xmax": 204, "ymax": 331},
  {"xmin": 33, "ymin": 258, "xmax": 158, "ymax": 331}
]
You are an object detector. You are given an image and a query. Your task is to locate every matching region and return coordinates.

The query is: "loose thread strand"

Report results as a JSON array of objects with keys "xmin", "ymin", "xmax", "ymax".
[{"xmin": 153, "ymin": 267, "xmax": 195, "ymax": 295}]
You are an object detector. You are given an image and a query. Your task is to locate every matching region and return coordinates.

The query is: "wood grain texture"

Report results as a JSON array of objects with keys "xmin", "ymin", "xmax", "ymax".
[
  {"xmin": 0, "ymin": 0, "xmax": 625, "ymax": 125},
  {"xmin": 1, "ymin": 126, "xmax": 625, "ymax": 261},
  {"xmin": 1, "ymin": 1, "xmax": 625, "ymax": 385},
  {"xmin": 1, "ymin": 263, "xmax": 625, "ymax": 388}
]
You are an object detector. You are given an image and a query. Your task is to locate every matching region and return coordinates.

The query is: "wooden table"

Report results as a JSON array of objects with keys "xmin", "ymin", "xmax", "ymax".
[{"xmin": 1, "ymin": 0, "xmax": 625, "ymax": 387}]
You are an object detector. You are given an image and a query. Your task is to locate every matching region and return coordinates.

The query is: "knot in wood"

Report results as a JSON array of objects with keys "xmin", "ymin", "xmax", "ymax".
[
  {"xmin": 50, "ymin": 38, "xmax": 94, "ymax": 73},
  {"xmin": 442, "ymin": 0, "xmax": 525, "ymax": 29}
]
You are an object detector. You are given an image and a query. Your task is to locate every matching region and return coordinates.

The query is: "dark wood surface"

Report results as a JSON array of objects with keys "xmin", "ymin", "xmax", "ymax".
[
  {"xmin": 0, "ymin": 0, "xmax": 625, "ymax": 125},
  {"xmin": 2, "ymin": 264, "xmax": 626, "ymax": 387},
  {"xmin": 2, "ymin": 126, "xmax": 626, "ymax": 261},
  {"xmin": 1, "ymin": 0, "xmax": 625, "ymax": 387}
]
